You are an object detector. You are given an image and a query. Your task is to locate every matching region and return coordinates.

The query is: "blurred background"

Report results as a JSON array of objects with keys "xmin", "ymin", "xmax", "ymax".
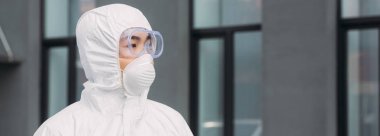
[{"xmin": 0, "ymin": 0, "xmax": 379, "ymax": 136}]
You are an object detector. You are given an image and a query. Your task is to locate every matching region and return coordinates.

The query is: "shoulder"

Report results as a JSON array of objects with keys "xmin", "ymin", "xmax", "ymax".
[
  {"xmin": 146, "ymin": 99, "xmax": 194, "ymax": 136},
  {"xmin": 33, "ymin": 124, "xmax": 59, "ymax": 136},
  {"xmin": 42, "ymin": 102, "xmax": 83, "ymax": 126},
  {"xmin": 33, "ymin": 102, "xmax": 83, "ymax": 136},
  {"xmin": 147, "ymin": 99, "xmax": 184, "ymax": 118}
]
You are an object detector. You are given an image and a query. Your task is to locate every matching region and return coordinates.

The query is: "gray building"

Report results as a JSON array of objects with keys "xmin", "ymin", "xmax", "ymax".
[{"xmin": 0, "ymin": 0, "xmax": 379, "ymax": 136}]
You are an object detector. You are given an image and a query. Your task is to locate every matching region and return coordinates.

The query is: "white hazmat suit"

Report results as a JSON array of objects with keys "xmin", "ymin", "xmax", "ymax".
[{"xmin": 34, "ymin": 4, "xmax": 194, "ymax": 136}]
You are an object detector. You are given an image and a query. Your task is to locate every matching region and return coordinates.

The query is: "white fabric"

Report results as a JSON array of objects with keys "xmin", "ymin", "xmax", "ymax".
[
  {"xmin": 34, "ymin": 4, "xmax": 193, "ymax": 136},
  {"xmin": 122, "ymin": 54, "xmax": 155, "ymax": 97}
]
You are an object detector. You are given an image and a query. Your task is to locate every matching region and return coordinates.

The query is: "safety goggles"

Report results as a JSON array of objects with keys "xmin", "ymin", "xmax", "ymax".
[{"xmin": 119, "ymin": 27, "xmax": 164, "ymax": 59}]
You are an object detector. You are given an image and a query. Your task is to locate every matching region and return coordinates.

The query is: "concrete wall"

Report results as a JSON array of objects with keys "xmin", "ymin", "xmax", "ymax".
[
  {"xmin": 96, "ymin": 0, "xmax": 190, "ymax": 120},
  {"xmin": 0, "ymin": 0, "xmax": 41, "ymax": 135},
  {"xmin": 262, "ymin": 0, "xmax": 337, "ymax": 136}
]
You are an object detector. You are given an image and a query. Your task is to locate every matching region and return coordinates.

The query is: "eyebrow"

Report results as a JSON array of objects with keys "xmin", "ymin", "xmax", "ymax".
[{"xmin": 131, "ymin": 35, "xmax": 151, "ymax": 41}]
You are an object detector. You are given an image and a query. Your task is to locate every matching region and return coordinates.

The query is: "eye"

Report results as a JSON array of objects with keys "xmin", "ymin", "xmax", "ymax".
[{"xmin": 127, "ymin": 44, "xmax": 137, "ymax": 48}]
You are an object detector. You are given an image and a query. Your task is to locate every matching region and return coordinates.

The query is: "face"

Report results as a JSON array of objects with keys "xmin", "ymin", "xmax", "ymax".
[{"xmin": 119, "ymin": 31, "xmax": 153, "ymax": 70}]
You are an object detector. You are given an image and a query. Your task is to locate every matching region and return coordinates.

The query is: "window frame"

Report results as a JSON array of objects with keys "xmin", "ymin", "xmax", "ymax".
[
  {"xmin": 39, "ymin": 0, "xmax": 78, "ymax": 123},
  {"xmin": 189, "ymin": 0, "xmax": 262, "ymax": 135},
  {"xmin": 337, "ymin": 0, "xmax": 380, "ymax": 136}
]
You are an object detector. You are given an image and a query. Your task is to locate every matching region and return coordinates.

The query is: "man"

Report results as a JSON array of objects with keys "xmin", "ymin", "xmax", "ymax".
[{"xmin": 34, "ymin": 4, "xmax": 193, "ymax": 136}]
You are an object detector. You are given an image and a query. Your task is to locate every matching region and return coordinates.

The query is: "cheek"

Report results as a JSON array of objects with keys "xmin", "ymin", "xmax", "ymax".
[
  {"xmin": 119, "ymin": 39, "xmax": 130, "ymax": 57},
  {"xmin": 119, "ymin": 46, "xmax": 129, "ymax": 58},
  {"xmin": 119, "ymin": 58, "xmax": 135, "ymax": 70}
]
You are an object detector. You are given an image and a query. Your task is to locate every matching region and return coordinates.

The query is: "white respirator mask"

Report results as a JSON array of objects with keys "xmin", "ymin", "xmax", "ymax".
[{"xmin": 121, "ymin": 54, "xmax": 155, "ymax": 97}]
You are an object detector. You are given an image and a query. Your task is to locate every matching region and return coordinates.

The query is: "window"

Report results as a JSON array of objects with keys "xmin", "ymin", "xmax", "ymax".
[
  {"xmin": 194, "ymin": 0, "xmax": 261, "ymax": 28},
  {"xmin": 234, "ymin": 32, "xmax": 262, "ymax": 136},
  {"xmin": 40, "ymin": 0, "xmax": 95, "ymax": 122},
  {"xmin": 347, "ymin": 29, "xmax": 379, "ymax": 136},
  {"xmin": 47, "ymin": 46, "xmax": 68, "ymax": 117},
  {"xmin": 190, "ymin": 0, "xmax": 263, "ymax": 136},
  {"xmin": 342, "ymin": 0, "xmax": 380, "ymax": 18},
  {"xmin": 198, "ymin": 38, "xmax": 225, "ymax": 136},
  {"xmin": 338, "ymin": 0, "xmax": 380, "ymax": 136}
]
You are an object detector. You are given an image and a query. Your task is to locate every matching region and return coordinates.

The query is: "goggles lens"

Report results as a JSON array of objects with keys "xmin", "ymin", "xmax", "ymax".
[{"xmin": 119, "ymin": 27, "xmax": 164, "ymax": 59}]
